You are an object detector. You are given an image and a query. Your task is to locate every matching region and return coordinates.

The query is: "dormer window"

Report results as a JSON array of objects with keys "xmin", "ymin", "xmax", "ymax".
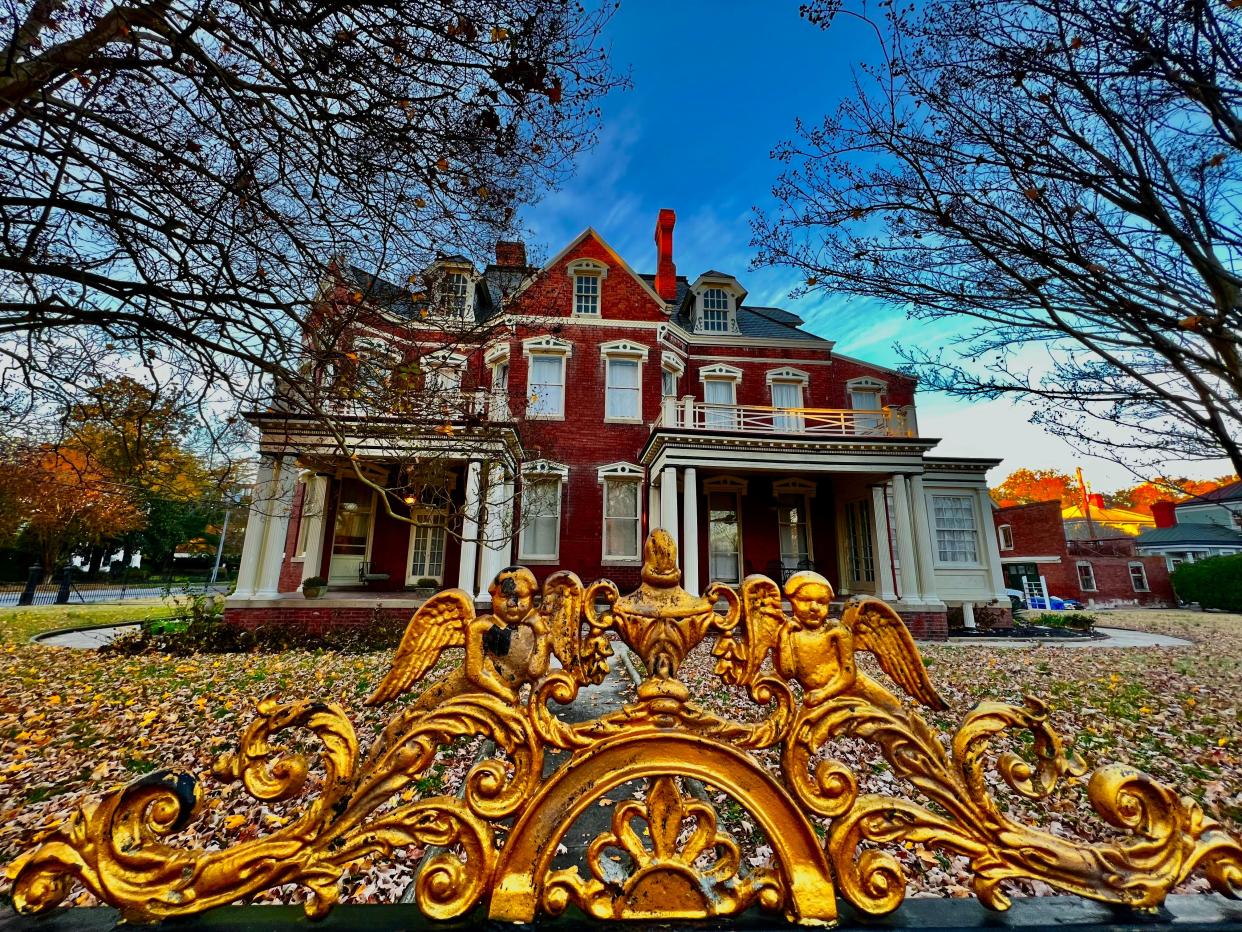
[
  {"xmin": 702, "ymin": 288, "xmax": 730, "ymax": 331},
  {"xmin": 690, "ymin": 272, "xmax": 745, "ymax": 333},
  {"xmin": 444, "ymin": 272, "xmax": 470, "ymax": 317}
]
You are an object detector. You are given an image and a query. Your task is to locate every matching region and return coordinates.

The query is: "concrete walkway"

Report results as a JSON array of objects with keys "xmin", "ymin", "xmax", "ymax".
[
  {"xmin": 939, "ymin": 626, "xmax": 1190, "ymax": 649},
  {"xmin": 34, "ymin": 623, "xmax": 141, "ymax": 648}
]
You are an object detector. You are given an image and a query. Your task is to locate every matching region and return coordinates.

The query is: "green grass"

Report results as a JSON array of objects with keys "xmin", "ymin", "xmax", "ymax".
[{"xmin": 0, "ymin": 601, "xmax": 179, "ymax": 645}]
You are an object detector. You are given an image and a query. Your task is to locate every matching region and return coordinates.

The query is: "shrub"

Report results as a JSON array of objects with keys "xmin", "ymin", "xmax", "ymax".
[
  {"xmin": 302, "ymin": 576, "xmax": 327, "ymax": 588},
  {"xmin": 105, "ymin": 601, "xmax": 405, "ymax": 656},
  {"xmin": 1029, "ymin": 611, "xmax": 1097, "ymax": 631},
  {"xmin": 414, "ymin": 578, "xmax": 439, "ymax": 588},
  {"xmin": 1173, "ymin": 554, "xmax": 1242, "ymax": 612}
]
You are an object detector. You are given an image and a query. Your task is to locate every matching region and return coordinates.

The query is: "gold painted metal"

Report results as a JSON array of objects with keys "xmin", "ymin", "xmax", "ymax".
[{"xmin": 9, "ymin": 529, "xmax": 1242, "ymax": 924}]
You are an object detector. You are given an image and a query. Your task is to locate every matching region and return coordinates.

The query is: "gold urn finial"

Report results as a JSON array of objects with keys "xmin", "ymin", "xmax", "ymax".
[{"xmin": 641, "ymin": 528, "xmax": 681, "ymax": 587}]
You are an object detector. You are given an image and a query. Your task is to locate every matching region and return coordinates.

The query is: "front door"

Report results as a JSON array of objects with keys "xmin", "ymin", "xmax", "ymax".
[
  {"xmin": 406, "ymin": 510, "xmax": 448, "ymax": 585},
  {"xmin": 1002, "ymin": 562, "xmax": 1039, "ymax": 591},
  {"xmin": 328, "ymin": 479, "xmax": 374, "ymax": 586}
]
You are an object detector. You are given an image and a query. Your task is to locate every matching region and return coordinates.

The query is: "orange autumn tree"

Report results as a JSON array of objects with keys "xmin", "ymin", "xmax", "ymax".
[
  {"xmin": 0, "ymin": 446, "xmax": 144, "ymax": 579},
  {"xmin": 1109, "ymin": 475, "xmax": 1240, "ymax": 511},
  {"xmin": 989, "ymin": 468, "xmax": 1077, "ymax": 507}
]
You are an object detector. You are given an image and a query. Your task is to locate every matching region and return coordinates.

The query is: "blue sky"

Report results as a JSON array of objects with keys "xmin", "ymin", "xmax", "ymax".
[{"xmin": 518, "ymin": 0, "xmax": 1230, "ymax": 489}]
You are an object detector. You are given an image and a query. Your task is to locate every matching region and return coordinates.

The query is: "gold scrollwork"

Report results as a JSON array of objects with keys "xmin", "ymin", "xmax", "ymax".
[{"xmin": 8, "ymin": 529, "xmax": 1241, "ymax": 925}]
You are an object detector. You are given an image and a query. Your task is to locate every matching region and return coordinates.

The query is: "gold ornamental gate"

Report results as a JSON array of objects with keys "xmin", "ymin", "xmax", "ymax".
[{"xmin": 9, "ymin": 530, "xmax": 1241, "ymax": 924}]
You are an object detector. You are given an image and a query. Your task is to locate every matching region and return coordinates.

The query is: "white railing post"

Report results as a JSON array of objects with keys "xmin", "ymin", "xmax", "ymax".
[
  {"xmin": 681, "ymin": 396, "xmax": 695, "ymax": 429},
  {"xmin": 661, "ymin": 394, "xmax": 678, "ymax": 426}
]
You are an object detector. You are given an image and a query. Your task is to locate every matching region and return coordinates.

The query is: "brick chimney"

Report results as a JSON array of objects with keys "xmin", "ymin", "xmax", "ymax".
[
  {"xmin": 1151, "ymin": 499, "xmax": 1177, "ymax": 528},
  {"xmin": 495, "ymin": 240, "xmax": 527, "ymax": 267},
  {"xmin": 1087, "ymin": 493, "xmax": 1105, "ymax": 509},
  {"xmin": 654, "ymin": 209, "xmax": 677, "ymax": 301}
]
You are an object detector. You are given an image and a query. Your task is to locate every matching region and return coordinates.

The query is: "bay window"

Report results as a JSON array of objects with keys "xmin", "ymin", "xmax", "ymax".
[{"xmin": 932, "ymin": 494, "xmax": 980, "ymax": 564}]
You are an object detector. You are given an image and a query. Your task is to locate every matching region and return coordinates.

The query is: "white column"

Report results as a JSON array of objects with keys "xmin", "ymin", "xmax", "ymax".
[
  {"xmin": 890, "ymin": 474, "xmax": 923, "ymax": 603},
  {"xmin": 299, "ymin": 474, "xmax": 329, "ymax": 585},
  {"xmin": 682, "ymin": 467, "xmax": 699, "ymax": 594},
  {"xmin": 457, "ymin": 461, "xmax": 481, "ymax": 595},
  {"xmin": 660, "ymin": 466, "xmax": 679, "ymax": 548},
  {"xmin": 254, "ymin": 457, "xmax": 298, "ymax": 598},
  {"xmin": 870, "ymin": 484, "xmax": 897, "ymax": 600},
  {"xmin": 908, "ymin": 475, "xmax": 941, "ymax": 604},
  {"xmin": 232, "ymin": 458, "xmax": 275, "ymax": 598},
  {"xmin": 977, "ymin": 486, "xmax": 1010, "ymax": 600},
  {"xmin": 477, "ymin": 463, "xmax": 508, "ymax": 601},
  {"xmin": 647, "ymin": 475, "xmax": 661, "ymax": 538}
]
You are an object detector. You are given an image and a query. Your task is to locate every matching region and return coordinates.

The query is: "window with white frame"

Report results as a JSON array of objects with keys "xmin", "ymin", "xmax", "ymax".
[
  {"xmin": 998, "ymin": 524, "xmax": 1014, "ymax": 551},
  {"xmin": 777, "ymin": 495, "xmax": 812, "ymax": 570},
  {"xmin": 703, "ymin": 378, "xmax": 737, "ymax": 428},
  {"xmin": 527, "ymin": 353, "xmax": 566, "ymax": 418},
  {"xmin": 603, "ymin": 478, "xmax": 641, "ymax": 559},
  {"xmin": 931, "ymin": 494, "xmax": 980, "ymax": 564},
  {"xmin": 294, "ymin": 477, "xmax": 321, "ymax": 558},
  {"xmin": 708, "ymin": 490, "xmax": 742, "ymax": 583},
  {"xmin": 443, "ymin": 272, "xmax": 470, "ymax": 317},
  {"xmin": 848, "ymin": 380, "xmax": 885, "ymax": 434},
  {"xmin": 845, "ymin": 499, "xmax": 875, "ymax": 585},
  {"xmin": 605, "ymin": 358, "xmax": 641, "ymax": 420},
  {"xmin": 519, "ymin": 474, "xmax": 562, "ymax": 560},
  {"xmin": 574, "ymin": 272, "xmax": 600, "ymax": 315},
  {"xmin": 1076, "ymin": 561, "xmax": 1097, "ymax": 591},
  {"xmin": 1129, "ymin": 561, "xmax": 1150, "ymax": 592},
  {"xmin": 662, "ymin": 368, "xmax": 678, "ymax": 398},
  {"xmin": 771, "ymin": 381, "xmax": 804, "ymax": 431},
  {"xmin": 702, "ymin": 288, "xmax": 730, "ymax": 332}
]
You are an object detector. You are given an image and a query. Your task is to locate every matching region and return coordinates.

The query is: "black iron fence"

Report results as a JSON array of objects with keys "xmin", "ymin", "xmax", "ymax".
[{"xmin": 0, "ymin": 564, "xmax": 235, "ymax": 607}]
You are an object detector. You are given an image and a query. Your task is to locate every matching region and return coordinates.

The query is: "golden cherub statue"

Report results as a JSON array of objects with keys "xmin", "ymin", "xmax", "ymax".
[
  {"xmin": 367, "ymin": 566, "xmax": 606, "ymax": 708},
  {"xmin": 728, "ymin": 570, "xmax": 945, "ymax": 712}
]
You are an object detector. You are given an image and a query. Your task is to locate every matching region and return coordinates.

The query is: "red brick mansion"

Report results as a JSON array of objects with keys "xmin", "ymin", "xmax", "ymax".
[{"xmin": 225, "ymin": 211, "xmax": 1010, "ymax": 638}]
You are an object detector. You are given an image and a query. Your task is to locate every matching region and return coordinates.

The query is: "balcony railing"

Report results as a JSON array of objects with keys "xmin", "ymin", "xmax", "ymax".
[{"xmin": 658, "ymin": 397, "xmax": 917, "ymax": 438}]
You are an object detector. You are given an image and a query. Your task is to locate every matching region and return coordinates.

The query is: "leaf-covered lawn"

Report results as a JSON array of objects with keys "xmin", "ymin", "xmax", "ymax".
[
  {"xmin": 0, "ymin": 602, "xmax": 178, "ymax": 645},
  {"xmin": 0, "ymin": 608, "xmax": 1237, "ymax": 910}
]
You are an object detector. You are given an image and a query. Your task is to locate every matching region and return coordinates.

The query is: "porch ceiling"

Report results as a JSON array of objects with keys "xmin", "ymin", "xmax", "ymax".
[
  {"xmin": 640, "ymin": 428, "xmax": 941, "ymax": 474},
  {"xmin": 246, "ymin": 411, "xmax": 522, "ymax": 468}
]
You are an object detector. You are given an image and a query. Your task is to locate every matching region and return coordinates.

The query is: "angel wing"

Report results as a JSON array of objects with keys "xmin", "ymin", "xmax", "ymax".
[
  {"xmin": 365, "ymin": 589, "xmax": 475, "ymax": 706},
  {"xmin": 737, "ymin": 574, "xmax": 787, "ymax": 684},
  {"xmin": 542, "ymin": 570, "xmax": 586, "ymax": 681},
  {"xmin": 842, "ymin": 596, "xmax": 946, "ymax": 711}
]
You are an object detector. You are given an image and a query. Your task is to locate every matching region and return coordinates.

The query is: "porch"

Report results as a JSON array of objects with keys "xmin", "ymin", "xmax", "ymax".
[{"xmin": 641, "ymin": 430, "xmax": 1010, "ymax": 637}]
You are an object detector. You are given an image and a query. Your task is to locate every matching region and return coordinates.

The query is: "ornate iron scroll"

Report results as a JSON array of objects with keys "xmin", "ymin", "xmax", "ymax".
[{"xmin": 8, "ymin": 530, "xmax": 1241, "ymax": 924}]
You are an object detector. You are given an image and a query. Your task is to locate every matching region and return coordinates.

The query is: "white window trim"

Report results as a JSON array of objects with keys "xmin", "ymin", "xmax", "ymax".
[
  {"xmin": 699, "ymin": 363, "xmax": 743, "ymax": 383},
  {"xmin": 998, "ymin": 524, "xmax": 1014, "ymax": 551},
  {"xmin": 483, "ymin": 342, "xmax": 510, "ymax": 367},
  {"xmin": 598, "ymin": 463, "xmax": 644, "ymax": 564},
  {"xmin": 703, "ymin": 475, "xmax": 749, "ymax": 494},
  {"xmin": 765, "ymin": 366, "xmax": 810, "ymax": 385},
  {"xmin": 661, "ymin": 351, "xmax": 686, "ymax": 378},
  {"xmin": 1076, "ymin": 560, "xmax": 1098, "ymax": 592},
  {"xmin": 567, "ymin": 258, "xmax": 608, "ymax": 317},
  {"xmin": 930, "ymin": 492, "xmax": 984, "ymax": 568},
  {"xmin": 773, "ymin": 477, "xmax": 817, "ymax": 497},
  {"xmin": 522, "ymin": 336, "xmax": 572, "ymax": 421},
  {"xmin": 1129, "ymin": 561, "xmax": 1150, "ymax": 592},
  {"xmin": 600, "ymin": 341, "xmax": 649, "ymax": 424},
  {"xmin": 518, "ymin": 461, "xmax": 568, "ymax": 563},
  {"xmin": 845, "ymin": 376, "xmax": 887, "ymax": 392}
]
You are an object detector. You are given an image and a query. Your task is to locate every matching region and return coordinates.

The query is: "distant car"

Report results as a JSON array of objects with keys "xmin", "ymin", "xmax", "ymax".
[{"xmin": 1005, "ymin": 588, "xmax": 1083, "ymax": 611}]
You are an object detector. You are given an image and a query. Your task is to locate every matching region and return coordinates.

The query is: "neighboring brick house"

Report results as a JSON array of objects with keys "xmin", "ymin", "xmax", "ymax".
[
  {"xmin": 992, "ymin": 501, "xmax": 1174, "ymax": 607},
  {"xmin": 226, "ymin": 210, "xmax": 1013, "ymax": 639}
]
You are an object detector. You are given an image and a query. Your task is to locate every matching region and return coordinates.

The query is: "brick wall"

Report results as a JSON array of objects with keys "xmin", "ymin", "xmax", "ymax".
[{"xmin": 993, "ymin": 501, "xmax": 1174, "ymax": 607}]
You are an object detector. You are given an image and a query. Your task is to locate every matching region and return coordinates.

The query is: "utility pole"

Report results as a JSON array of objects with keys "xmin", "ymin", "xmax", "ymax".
[{"xmin": 1076, "ymin": 466, "xmax": 1097, "ymax": 540}]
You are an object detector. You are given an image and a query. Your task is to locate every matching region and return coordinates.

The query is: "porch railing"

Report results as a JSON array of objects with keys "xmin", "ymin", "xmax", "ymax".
[{"xmin": 657, "ymin": 396, "xmax": 917, "ymax": 438}]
